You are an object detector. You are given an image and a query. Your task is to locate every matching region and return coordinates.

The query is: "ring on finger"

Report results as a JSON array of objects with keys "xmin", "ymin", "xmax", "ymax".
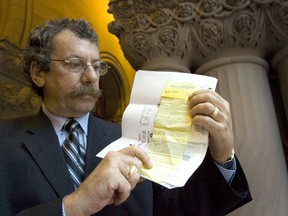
[
  {"xmin": 210, "ymin": 106, "xmax": 219, "ymax": 118},
  {"xmin": 125, "ymin": 165, "xmax": 138, "ymax": 179}
]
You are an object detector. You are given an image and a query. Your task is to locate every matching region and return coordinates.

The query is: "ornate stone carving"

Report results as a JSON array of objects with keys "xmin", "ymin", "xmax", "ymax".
[
  {"xmin": 0, "ymin": 83, "xmax": 41, "ymax": 116},
  {"xmin": 107, "ymin": 1, "xmax": 288, "ymax": 215},
  {"xmin": 0, "ymin": 40, "xmax": 41, "ymax": 119},
  {"xmin": 108, "ymin": 0, "xmax": 288, "ymax": 71}
]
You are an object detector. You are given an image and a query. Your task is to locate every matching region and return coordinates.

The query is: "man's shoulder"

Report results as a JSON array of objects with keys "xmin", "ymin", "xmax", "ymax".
[
  {"xmin": 88, "ymin": 115, "xmax": 121, "ymax": 138},
  {"xmin": 0, "ymin": 116, "xmax": 32, "ymax": 134},
  {"xmin": 89, "ymin": 115, "xmax": 120, "ymax": 128},
  {"xmin": 0, "ymin": 113, "xmax": 47, "ymax": 136}
]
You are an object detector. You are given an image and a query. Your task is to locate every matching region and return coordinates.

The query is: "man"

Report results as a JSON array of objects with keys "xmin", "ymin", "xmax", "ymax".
[{"xmin": 0, "ymin": 18, "xmax": 251, "ymax": 216}]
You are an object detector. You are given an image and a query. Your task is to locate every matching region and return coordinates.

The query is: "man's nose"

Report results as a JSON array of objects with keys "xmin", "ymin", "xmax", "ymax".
[{"xmin": 81, "ymin": 64, "xmax": 99, "ymax": 83}]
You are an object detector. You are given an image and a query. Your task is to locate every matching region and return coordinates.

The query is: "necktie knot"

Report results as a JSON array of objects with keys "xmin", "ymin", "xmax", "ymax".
[{"xmin": 63, "ymin": 118, "xmax": 81, "ymax": 134}]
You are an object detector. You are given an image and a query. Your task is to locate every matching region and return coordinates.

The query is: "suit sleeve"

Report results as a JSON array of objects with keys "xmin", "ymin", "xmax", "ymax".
[{"xmin": 152, "ymin": 153, "xmax": 252, "ymax": 216}]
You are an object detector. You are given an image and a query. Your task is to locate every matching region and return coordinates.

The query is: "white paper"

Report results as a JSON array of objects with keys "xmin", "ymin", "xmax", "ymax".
[{"xmin": 97, "ymin": 70, "xmax": 217, "ymax": 188}]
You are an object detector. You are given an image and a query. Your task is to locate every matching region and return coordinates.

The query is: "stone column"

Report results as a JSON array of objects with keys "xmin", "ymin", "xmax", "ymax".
[
  {"xmin": 196, "ymin": 55, "xmax": 288, "ymax": 215},
  {"xmin": 107, "ymin": 0, "xmax": 288, "ymax": 215}
]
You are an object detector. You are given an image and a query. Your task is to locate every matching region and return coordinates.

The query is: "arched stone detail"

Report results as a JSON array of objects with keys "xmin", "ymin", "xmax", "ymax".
[{"xmin": 94, "ymin": 52, "xmax": 131, "ymax": 123}]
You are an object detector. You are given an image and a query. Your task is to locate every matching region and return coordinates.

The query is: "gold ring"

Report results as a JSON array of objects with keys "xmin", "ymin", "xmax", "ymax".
[
  {"xmin": 210, "ymin": 106, "xmax": 219, "ymax": 118},
  {"xmin": 125, "ymin": 165, "xmax": 138, "ymax": 179}
]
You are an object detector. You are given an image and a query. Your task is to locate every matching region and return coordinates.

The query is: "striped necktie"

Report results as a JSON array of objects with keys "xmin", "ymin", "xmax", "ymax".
[{"xmin": 62, "ymin": 118, "xmax": 85, "ymax": 188}]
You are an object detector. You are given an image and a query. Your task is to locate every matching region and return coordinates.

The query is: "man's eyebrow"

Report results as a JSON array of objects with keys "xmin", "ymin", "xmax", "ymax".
[
  {"xmin": 91, "ymin": 58, "xmax": 101, "ymax": 62},
  {"xmin": 65, "ymin": 54, "xmax": 83, "ymax": 59},
  {"xmin": 65, "ymin": 55, "xmax": 101, "ymax": 62}
]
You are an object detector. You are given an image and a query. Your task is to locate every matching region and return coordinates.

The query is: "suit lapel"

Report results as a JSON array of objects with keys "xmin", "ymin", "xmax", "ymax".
[
  {"xmin": 22, "ymin": 112, "xmax": 121, "ymax": 194},
  {"xmin": 84, "ymin": 116, "xmax": 108, "ymax": 177},
  {"xmin": 84, "ymin": 115, "xmax": 121, "ymax": 177},
  {"xmin": 23, "ymin": 112, "xmax": 75, "ymax": 196}
]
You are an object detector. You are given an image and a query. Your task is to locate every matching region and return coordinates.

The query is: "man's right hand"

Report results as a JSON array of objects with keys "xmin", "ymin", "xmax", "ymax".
[{"xmin": 64, "ymin": 146, "xmax": 153, "ymax": 216}]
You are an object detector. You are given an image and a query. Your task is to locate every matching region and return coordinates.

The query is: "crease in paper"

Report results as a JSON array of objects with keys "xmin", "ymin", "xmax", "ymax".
[{"xmin": 97, "ymin": 70, "xmax": 217, "ymax": 189}]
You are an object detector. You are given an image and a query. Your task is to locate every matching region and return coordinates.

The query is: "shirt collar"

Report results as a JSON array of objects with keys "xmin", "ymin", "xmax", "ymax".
[{"xmin": 42, "ymin": 104, "xmax": 89, "ymax": 136}]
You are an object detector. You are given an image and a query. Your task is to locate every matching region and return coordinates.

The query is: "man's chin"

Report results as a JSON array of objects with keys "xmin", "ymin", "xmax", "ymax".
[{"xmin": 72, "ymin": 102, "xmax": 97, "ymax": 116}]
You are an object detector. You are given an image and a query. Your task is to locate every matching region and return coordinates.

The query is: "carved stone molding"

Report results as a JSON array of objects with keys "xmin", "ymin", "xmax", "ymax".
[
  {"xmin": 0, "ymin": 39, "xmax": 41, "ymax": 119},
  {"xmin": 94, "ymin": 52, "xmax": 131, "ymax": 124},
  {"xmin": 0, "ymin": 83, "xmax": 41, "ymax": 119},
  {"xmin": 108, "ymin": 0, "xmax": 288, "ymax": 71}
]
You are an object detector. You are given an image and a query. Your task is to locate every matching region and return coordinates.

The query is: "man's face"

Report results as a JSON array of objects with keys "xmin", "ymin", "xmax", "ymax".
[{"xmin": 39, "ymin": 29, "xmax": 101, "ymax": 117}]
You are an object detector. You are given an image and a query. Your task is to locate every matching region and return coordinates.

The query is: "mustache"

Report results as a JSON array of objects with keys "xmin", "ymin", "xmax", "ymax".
[{"xmin": 68, "ymin": 84, "xmax": 102, "ymax": 100}]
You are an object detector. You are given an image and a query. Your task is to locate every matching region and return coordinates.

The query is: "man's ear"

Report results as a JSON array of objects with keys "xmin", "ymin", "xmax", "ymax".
[{"xmin": 30, "ymin": 61, "xmax": 45, "ymax": 87}]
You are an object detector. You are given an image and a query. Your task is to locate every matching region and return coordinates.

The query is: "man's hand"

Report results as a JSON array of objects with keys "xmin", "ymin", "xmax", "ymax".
[
  {"xmin": 64, "ymin": 146, "xmax": 152, "ymax": 216},
  {"xmin": 188, "ymin": 89, "xmax": 234, "ymax": 163}
]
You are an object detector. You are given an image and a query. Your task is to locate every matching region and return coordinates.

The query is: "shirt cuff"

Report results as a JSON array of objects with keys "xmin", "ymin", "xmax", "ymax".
[
  {"xmin": 62, "ymin": 198, "xmax": 67, "ymax": 216},
  {"xmin": 215, "ymin": 157, "xmax": 237, "ymax": 184}
]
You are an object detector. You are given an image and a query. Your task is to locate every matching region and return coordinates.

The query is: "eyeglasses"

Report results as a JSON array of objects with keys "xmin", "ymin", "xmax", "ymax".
[{"xmin": 49, "ymin": 58, "xmax": 110, "ymax": 76}]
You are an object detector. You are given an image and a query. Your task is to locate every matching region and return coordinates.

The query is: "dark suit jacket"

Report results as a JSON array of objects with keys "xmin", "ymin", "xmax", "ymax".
[{"xmin": 0, "ymin": 111, "xmax": 251, "ymax": 216}]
